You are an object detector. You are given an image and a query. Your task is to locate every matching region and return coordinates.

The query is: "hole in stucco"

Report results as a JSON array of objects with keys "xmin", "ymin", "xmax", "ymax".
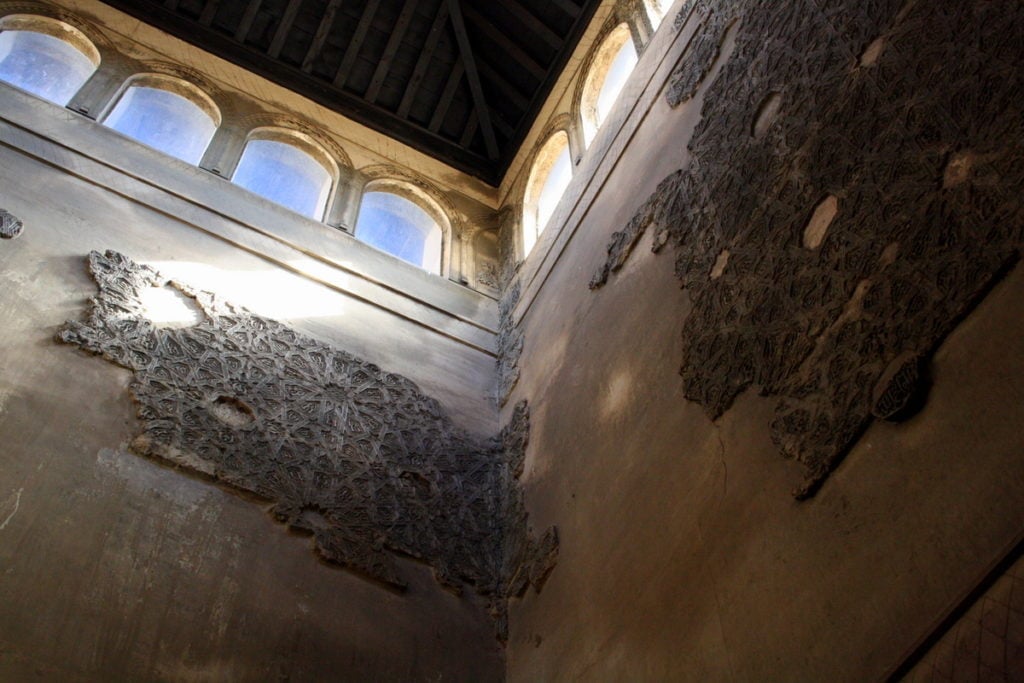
[
  {"xmin": 803, "ymin": 195, "xmax": 838, "ymax": 249},
  {"xmin": 710, "ymin": 249, "xmax": 730, "ymax": 279},
  {"xmin": 298, "ymin": 505, "xmax": 329, "ymax": 531},
  {"xmin": 943, "ymin": 150, "xmax": 976, "ymax": 188},
  {"xmin": 859, "ymin": 37, "xmax": 885, "ymax": 67},
  {"xmin": 752, "ymin": 92, "xmax": 782, "ymax": 138},
  {"xmin": 139, "ymin": 284, "xmax": 203, "ymax": 328},
  {"xmin": 209, "ymin": 395, "xmax": 255, "ymax": 427}
]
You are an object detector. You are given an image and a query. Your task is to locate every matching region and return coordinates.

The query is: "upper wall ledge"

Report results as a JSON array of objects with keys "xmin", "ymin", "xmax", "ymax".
[{"xmin": 0, "ymin": 85, "xmax": 499, "ymax": 353}]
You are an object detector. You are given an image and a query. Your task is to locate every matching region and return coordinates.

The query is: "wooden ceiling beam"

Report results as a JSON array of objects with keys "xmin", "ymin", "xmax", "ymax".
[
  {"xmin": 198, "ymin": 0, "xmax": 220, "ymax": 27},
  {"xmin": 333, "ymin": 0, "xmax": 383, "ymax": 88},
  {"xmin": 477, "ymin": 60, "xmax": 530, "ymax": 112},
  {"xmin": 365, "ymin": 0, "xmax": 418, "ymax": 103},
  {"xmin": 301, "ymin": 0, "xmax": 342, "ymax": 73},
  {"xmin": 462, "ymin": 5, "xmax": 545, "ymax": 81},
  {"xmin": 549, "ymin": 0, "xmax": 582, "ymax": 18},
  {"xmin": 428, "ymin": 58, "xmax": 463, "ymax": 133},
  {"xmin": 490, "ymin": 111, "xmax": 516, "ymax": 138},
  {"xmin": 459, "ymin": 110, "xmax": 478, "ymax": 148},
  {"xmin": 234, "ymin": 0, "xmax": 263, "ymax": 43},
  {"xmin": 504, "ymin": 0, "xmax": 563, "ymax": 49},
  {"xmin": 396, "ymin": 1, "xmax": 448, "ymax": 118},
  {"xmin": 447, "ymin": 0, "xmax": 499, "ymax": 160},
  {"xmin": 268, "ymin": 0, "xmax": 303, "ymax": 59}
]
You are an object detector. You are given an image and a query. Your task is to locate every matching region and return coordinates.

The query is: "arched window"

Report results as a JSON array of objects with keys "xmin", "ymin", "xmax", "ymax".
[
  {"xmin": 355, "ymin": 183, "xmax": 444, "ymax": 275},
  {"xmin": 580, "ymin": 24, "xmax": 638, "ymax": 145},
  {"xmin": 102, "ymin": 74, "xmax": 219, "ymax": 165},
  {"xmin": 643, "ymin": 0, "xmax": 670, "ymax": 30},
  {"xmin": 522, "ymin": 131, "xmax": 573, "ymax": 257},
  {"xmin": 232, "ymin": 130, "xmax": 335, "ymax": 219},
  {"xmin": 0, "ymin": 15, "xmax": 99, "ymax": 105}
]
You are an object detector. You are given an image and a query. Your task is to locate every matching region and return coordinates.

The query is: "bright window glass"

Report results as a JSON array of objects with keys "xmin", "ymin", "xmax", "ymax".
[
  {"xmin": 523, "ymin": 132, "xmax": 573, "ymax": 257},
  {"xmin": 356, "ymin": 191, "xmax": 442, "ymax": 274},
  {"xmin": 581, "ymin": 25, "xmax": 638, "ymax": 144},
  {"xmin": 596, "ymin": 40, "xmax": 638, "ymax": 124},
  {"xmin": 104, "ymin": 85, "xmax": 216, "ymax": 164},
  {"xmin": 536, "ymin": 145, "xmax": 573, "ymax": 235},
  {"xmin": 232, "ymin": 139, "xmax": 333, "ymax": 219},
  {"xmin": 0, "ymin": 29, "xmax": 95, "ymax": 105}
]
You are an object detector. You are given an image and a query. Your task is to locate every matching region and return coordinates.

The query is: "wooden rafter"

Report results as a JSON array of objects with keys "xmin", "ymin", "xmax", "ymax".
[
  {"xmin": 334, "ymin": 0, "xmax": 383, "ymax": 88},
  {"xmin": 396, "ymin": 1, "xmax": 449, "ymax": 118},
  {"xmin": 366, "ymin": 0, "xmax": 418, "ymax": 103},
  {"xmin": 428, "ymin": 58, "xmax": 464, "ymax": 133},
  {"xmin": 302, "ymin": 0, "xmax": 343, "ymax": 73},
  {"xmin": 549, "ymin": 0, "xmax": 582, "ymax": 18},
  {"xmin": 504, "ymin": 0, "xmax": 563, "ymax": 50},
  {"xmin": 198, "ymin": 0, "xmax": 220, "ymax": 27},
  {"xmin": 268, "ymin": 0, "xmax": 303, "ymax": 59},
  {"xmin": 234, "ymin": 0, "xmax": 263, "ymax": 43},
  {"xmin": 477, "ymin": 60, "xmax": 530, "ymax": 112},
  {"xmin": 447, "ymin": 0, "xmax": 499, "ymax": 160},
  {"xmin": 463, "ymin": 5, "xmax": 545, "ymax": 81}
]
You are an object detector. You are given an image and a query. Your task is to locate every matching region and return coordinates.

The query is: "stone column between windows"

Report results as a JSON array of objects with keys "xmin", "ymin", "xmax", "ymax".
[{"xmin": 327, "ymin": 167, "xmax": 366, "ymax": 233}]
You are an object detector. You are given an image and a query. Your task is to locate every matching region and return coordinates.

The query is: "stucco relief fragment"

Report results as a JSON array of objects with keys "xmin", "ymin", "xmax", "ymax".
[
  {"xmin": 0, "ymin": 208, "xmax": 23, "ymax": 239},
  {"xmin": 666, "ymin": 2, "xmax": 737, "ymax": 108},
  {"xmin": 601, "ymin": 0, "xmax": 1024, "ymax": 497},
  {"xmin": 496, "ymin": 280, "xmax": 524, "ymax": 406},
  {"xmin": 57, "ymin": 250, "xmax": 556, "ymax": 633}
]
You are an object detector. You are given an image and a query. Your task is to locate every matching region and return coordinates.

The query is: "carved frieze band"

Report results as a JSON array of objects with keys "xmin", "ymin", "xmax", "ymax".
[
  {"xmin": 58, "ymin": 250, "xmax": 556, "ymax": 636},
  {"xmin": 596, "ymin": 0, "xmax": 1024, "ymax": 497}
]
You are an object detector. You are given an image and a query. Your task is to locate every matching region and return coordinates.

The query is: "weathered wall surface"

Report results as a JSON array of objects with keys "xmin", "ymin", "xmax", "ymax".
[
  {"xmin": 0, "ymin": 93, "xmax": 505, "ymax": 679},
  {"xmin": 504, "ymin": 0, "xmax": 1024, "ymax": 680}
]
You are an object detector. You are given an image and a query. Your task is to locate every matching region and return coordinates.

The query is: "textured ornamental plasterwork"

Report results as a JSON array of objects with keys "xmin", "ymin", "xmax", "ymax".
[
  {"xmin": 597, "ymin": 0, "xmax": 1024, "ymax": 497},
  {"xmin": 58, "ymin": 251, "xmax": 556, "ymax": 635},
  {"xmin": 665, "ymin": 2, "xmax": 735, "ymax": 107},
  {"xmin": 496, "ymin": 280, "xmax": 524, "ymax": 406},
  {"xmin": 0, "ymin": 208, "xmax": 23, "ymax": 239}
]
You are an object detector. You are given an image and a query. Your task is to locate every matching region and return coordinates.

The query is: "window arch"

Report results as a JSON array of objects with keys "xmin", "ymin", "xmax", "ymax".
[
  {"xmin": 232, "ymin": 129, "xmax": 336, "ymax": 220},
  {"xmin": 355, "ymin": 181, "xmax": 445, "ymax": 275},
  {"xmin": 102, "ymin": 74, "xmax": 220, "ymax": 165},
  {"xmin": 0, "ymin": 15, "xmax": 99, "ymax": 105},
  {"xmin": 522, "ymin": 130, "xmax": 573, "ymax": 257},
  {"xmin": 579, "ymin": 23, "xmax": 638, "ymax": 145}
]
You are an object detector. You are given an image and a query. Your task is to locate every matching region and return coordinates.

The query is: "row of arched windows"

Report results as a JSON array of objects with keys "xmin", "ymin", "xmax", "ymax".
[
  {"xmin": 0, "ymin": 14, "xmax": 447, "ymax": 276},
  {"xmin": 520, "ymin": 1, "xmax": 668, "ymax": 258}
]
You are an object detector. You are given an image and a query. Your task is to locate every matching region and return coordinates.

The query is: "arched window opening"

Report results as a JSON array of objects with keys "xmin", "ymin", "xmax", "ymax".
[
  {"xmin": 0, "ymin": 15, "xmax": 99, "ymax": 105},
  {"xmin": 580, "ymin": 24, "xmax": 638, "ymax": 145},
  {"xmin": 232, "ymin": 131, "xmax": 335, "ymax": 219},
  {"xmin": 644, "ymin": 0, "xmax": 670, "ymax": 30},
  {"xmin": 355, "ymin": 184, "xmax": 444, "ymax": 275},
  {"xmin": 522, "ymin": 131, "xmax": 573, "ymax": 257},
  {"xmin": 102, "ymin": 74, "xmax": 219, "ymax": 165}
]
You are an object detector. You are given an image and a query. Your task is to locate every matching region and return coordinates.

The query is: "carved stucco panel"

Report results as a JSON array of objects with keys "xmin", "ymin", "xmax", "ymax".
[
  {"xmin": 58, "ymin": 250, "xmax": 556, "ymax": 636},
  {"xmin": 596, "ymin": 0, "xmax": 1024, "ymax": 497}
]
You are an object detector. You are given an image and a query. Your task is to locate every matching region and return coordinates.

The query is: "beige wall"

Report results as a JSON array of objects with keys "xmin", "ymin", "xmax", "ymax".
[
  {"xmin": 0, "ymin": 65, "xmax": 503, "ymax": 683},
  {"xmin": 501, "ymin": 1, "xmax": 1024, "ymax": 680},
  {"xmin": 0, "ymin": 0, "xmax": 1022, "ymax": 679}
]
